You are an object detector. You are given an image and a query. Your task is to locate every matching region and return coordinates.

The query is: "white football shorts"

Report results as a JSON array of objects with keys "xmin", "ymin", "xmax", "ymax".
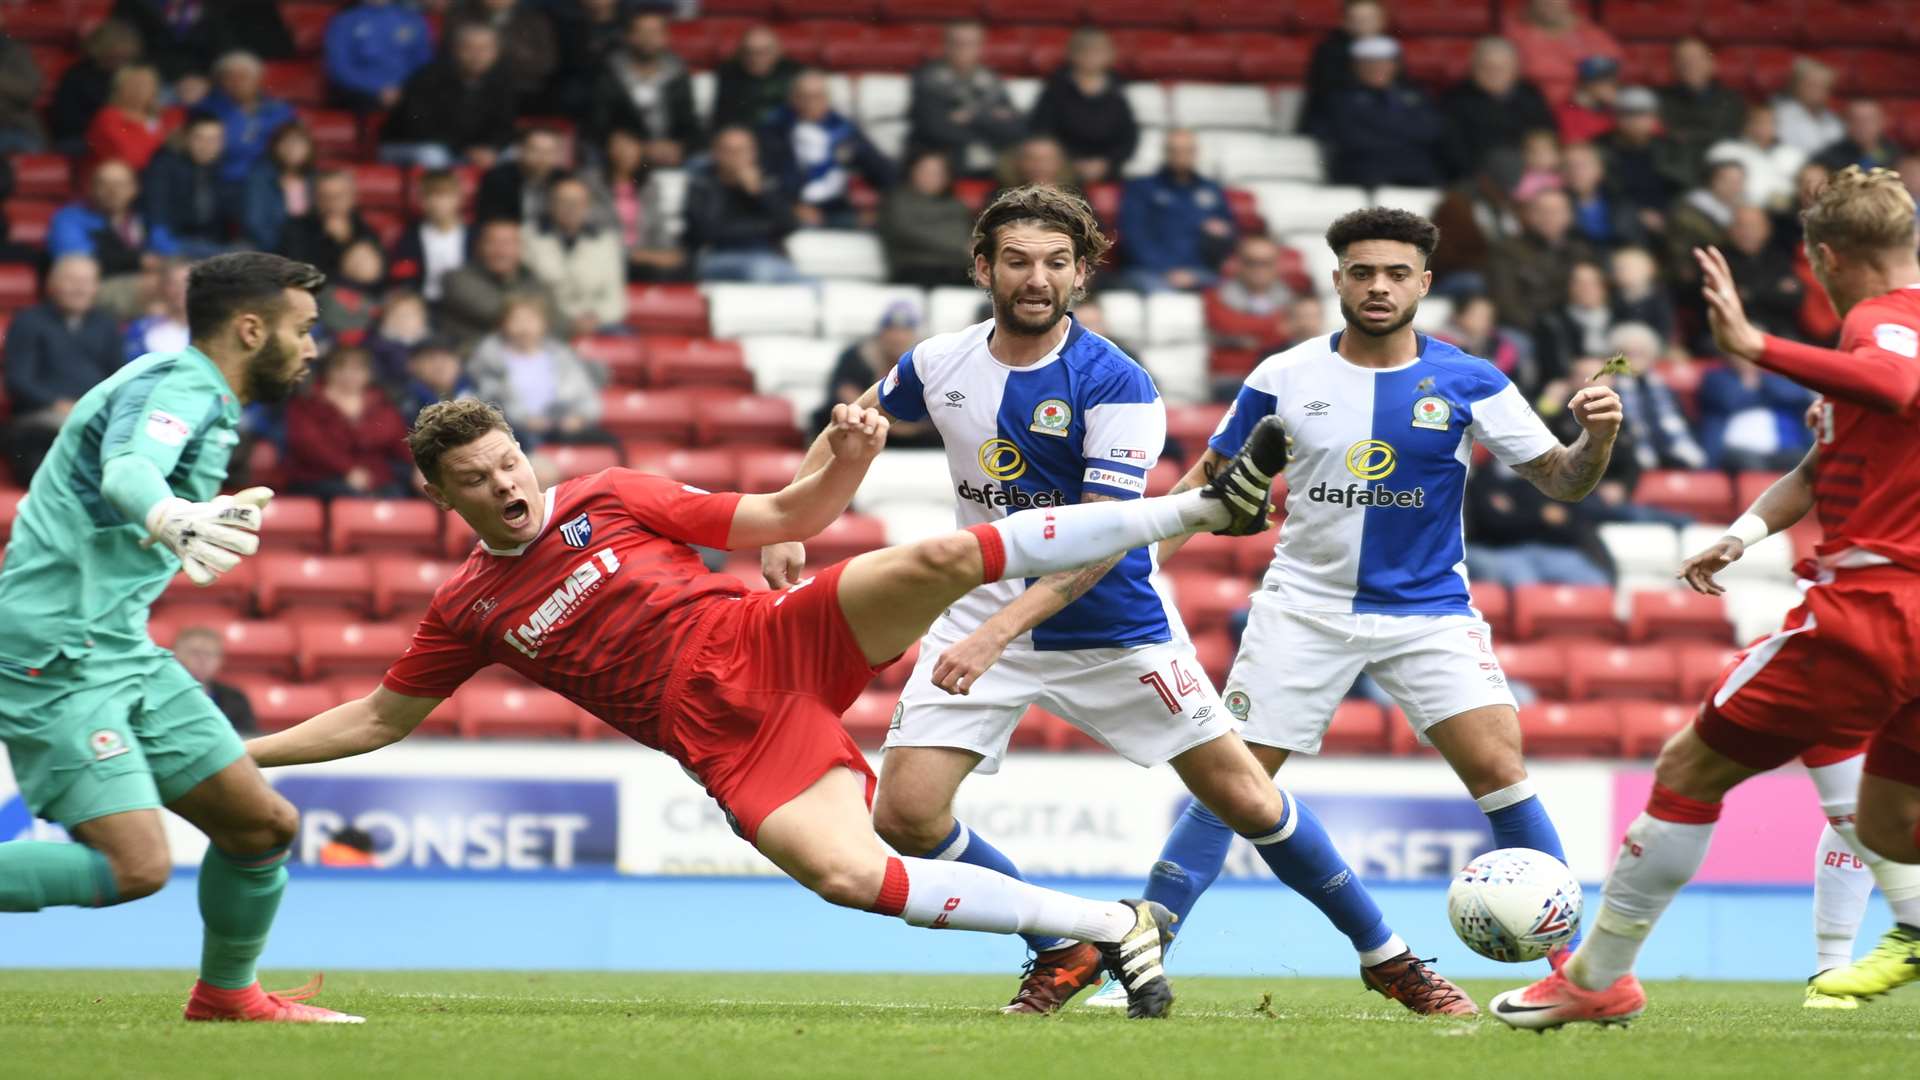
[
  {"xmin": 884, "ymin": 616, "xmax": 1231, "ymax": 774},
  {"xmin": 1225, "ymin": 589, "xmax": 1518, "ymax": 754}
]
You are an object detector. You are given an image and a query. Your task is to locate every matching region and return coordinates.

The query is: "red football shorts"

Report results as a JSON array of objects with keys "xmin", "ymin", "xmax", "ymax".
[
  {"xmin": 658, "ymin": 560, "xmax": 887, "ymax": 843},
  {"xmin": 1698, "ymin": 566, "xmax": 1920, "ymax": 785}
]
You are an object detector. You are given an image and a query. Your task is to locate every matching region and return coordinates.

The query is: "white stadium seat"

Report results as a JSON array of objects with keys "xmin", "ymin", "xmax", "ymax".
[
  {"xmin": 875, "ymin": 501, "xmax": 960, "ymax": 545},
  {"xmin": 1005, "ymin": 77, "xmax": 1043, "ymax": 114},
  {"xmin": 738, "ymin": 335, "xmax": 841, "ymax": 397},
  {"xmin": 1125, "ymin": 82, "xmax": 1171, "ymax": 129},
  {"xmin": 852, "ymin": 450, "xmax": 949, "ymax": 513},
  {"xmin": 1680, "ymin": 525, "xmax": 1793, "ymax": 583},
  {"xmin": 1252, "ymin": 183, "xmax": 1368, "ymax": 236},
  {"xmin": 825, "ymin": 73, "xmax": 855, "ymax": 117},
  {"xmin": 647, "ymin": 169, "xmax": 689, "ymax": 242},
  {"xmin": 1600, "ymin": 523, "xmax": 1683, "ymax": 582},
  {"xmin": 1170, "ymin": 82, "xmax": 1274, "ymax": 130},
  {"xmin": 1145, "ymin": 291, "xmax": 1206, "ymax": 346},
  {"xmin": 1123, "ymin": 130, "xmax": 1165, "ymax": 178},
  {"xmin": 1271, "ymin": 85, "xmax": 1305, "ymax": 133},
  {"xmin": 788, "ymin": 230, "xmax": 888, "ymax": 282},
  {"xmin": 1411, "ymin": 295, "xmax": 1453, "ymax": 334},
  {"xmin": 690, "ymin": 70, "xmax": 716, "ymax": 128},
  {"xmin": 1373, "ymin": 186, "xmax": 1444, "ymax": 217},
  {"xmin": 1281, "ymin": 230, "xmax": 1341, "ymax": 298},
  {"xmin": 866, "ymin": 118, "xmax": 909, "ymax": 163},
  {"xmin": 1092, "ymin": 289, "xmax": 1145, "ymax": 345},
  {"xmin": 704, "ymin": 284, "xmax": 819, "ymax": 338},
  {"xmin": 1201, "ymin": 132, "xmax": 1323, "ymax": 183},
  {"xmin": 1725, "ymin": 582, "xmax": 1805, "ymax": 644},
  {"xmin": 928, "ymin": 286, "xmax": 988, "ymax": 335},
  {"xmin": 820, "ymin": 282, "xmax": 926, "ymax": 341},
  {"xmin": 1140, "ymin": 344, "xmax": 1210, "ymax": 404},
  {"xmin": 855, "ymin": 73, "xmax": 911, "ymax": 125}
]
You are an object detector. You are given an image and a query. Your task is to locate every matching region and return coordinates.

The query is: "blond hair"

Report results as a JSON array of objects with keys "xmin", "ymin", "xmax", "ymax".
[{"xmin": 1802, "ymin": 165, "xmax": 1918, "ymax": 258}]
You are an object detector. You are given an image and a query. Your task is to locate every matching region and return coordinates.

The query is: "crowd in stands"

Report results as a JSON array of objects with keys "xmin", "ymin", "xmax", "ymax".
[{"xmin": 1, "ymin": 0, "xmax": 1916, "ymax": 611}]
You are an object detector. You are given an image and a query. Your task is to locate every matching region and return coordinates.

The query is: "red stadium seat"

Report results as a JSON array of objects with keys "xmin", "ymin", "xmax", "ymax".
[
  {"xmin": 258, "ymin": 494, "xmax": 327, "ymax": 553},
  {"xmin": 262, "ymin": 60, "xmax": 327, "ymax": 106},
  {"xmin": 160, "ymin": 558, "xmax": 259, "ymax": 613},
  {"xmin": 1232, "ymin": 36, "xmax": 1311, "ymax": 81},
  {"xmin": 1232, "ymin": 529, "xmax": 1278, "ymax": 575},
  {"xmin": 1087, "ymin": 0, "xmax": 1181, "ymax": 28},
  {"xmin": 1808, "ymin": 2, "xmax": 1908, "ymax": 44},
  {"xmin": 210, "ymin": 620, "xmax": 300, "ymax": 677},
  {"xmin": 1568, "ymin": 644, "xmax": 1682, "ymax": 701},
  {"xmin": 1699, "ymin": 0, "xmax": 1801, "ymax": 43},
  {"xmin": 624, "ymin": 446, "xmax": 740, "ymax": 492},
  {"xmin": 1734, "ymin": 470, "xmax": 1784, "ymax": 512},
  {"xmin": 572, "ymin": 335, "xmax": 650, "ymax": 386},
  {"xmin": 363, "ymin": 208, "xmax": 404, "ymax": 249},
  {"xmin": 1400, "ymin": 36, "xmax": 1476, "ymax": 87},
  {"xmin": 1031, "ymin": 707, "xmax": 1098, "ymax": 752},
  {"xmin": 821, "ymin": 25, "xmax": 939, "ymax": 71},
  {"xmin": 1471, "ymin": 580, "xmax": 1512, "ymax": 637},
  {"xmin": 735, "ymin": 447, "xmax": 806, "ymax": 492},
  {"xmin": 981, "ymin": 0, "xmax": 1082, "ymax": 24},
  {"xmin": 454, "ymin": 680, "xmax": 582, "ymax": 740},
  {"xmin": 873, "ymin": 640, "xmax": 920, "ymax": 691},
  {"xmin": 297, "ymin": 108, "xmax": 360, "ymax": 157},
  {"xmin": 695, "ymin": 394, "xmax": 799, "ymax": 447},
  {"xmin": 1627, "ymin": 589, "xmax": 1733, "ymax": 644},
  {"xmin": 1192, "ymin": 0, "xmax": 1292, "ymax": 30},
  {"xmin": 1497, "ymin": 639, "xmax": 1572, "ymax": 700},
  {"xmin": 1084, "ymin": 181, "xmax": 1122, "ymax": 228},
  {"xmin": 1618, "ymin": 42, "xmax": 1672, "ymax": 86},
  {"xmin": 0, "ymin": 265, "xmax": 38, "ymax": 311},
  {"xmin": 297, "ymin": 619, "xmax": 416, "ymax": 680},
  {"xmin": 600, "ymin": 388, "xmax": 699, "ymax": 443},
  {"xmin": 1386, "ymin": 705, "xmax": 1440, "ymax": 757},
  {"xmin": 1176, "ymin": 532, "xmax": 1249, "ymax": 575},
  {"xmin": 626, "ymin": 285, "xmax": 710, "ymax": 335},
  {"xmin": 10, "ymin": 154, "xmax": 71, "ymax": 198},
  {"xmin": 1115, "ymin": 32, "xmax": 1239, "ymax": 81},
  {"xmin": 1191, "ymin": 628, "xmax": 1235, "ymax": 688},
  {"xmin": 1323, "ymin": 699, "xmax": 1389, "ymax": 755},
  {"xmin": 1848, "ymin": 48, "xmax": 1909, "ymax": 95},
  {"xmin": 1172, "ymin": 572, "xmax": 1254, "ymax": 634},
  {"xmin": 1601, "ymin": 0, "xmax": 1701, "ymax": 40},
  {"xmin": 645, "ymin": 337, "xmax": 753, "ymax": 390},
  {"xmin": 1145, "ymin": 458, "xmax": 1185, "ymax": 497},
  {"xmin": 951, "ymin": 177, "xmax": 995, "ymax": 213},
  {"xmin": 1677, "ymin": 642, "xmax": 1742, "ymax": 702},
  {"xmin": 1521, "ymin": 702, "xmax": 1622, "ymax": 756},
  {"xmin": 1164, "ymin": 403, "xmax": 1227, "ymax": 458},
  {"xmin": 1512, "ymin": 584, "xmax": 1620, "ymax": 641},
  {"xmin": 346, "ymin": 163, "xmax": 407, "ymax": 211},
  {"xmin": 1656, "ymin": 358, "xmax": 1711, "ymax": 419},
  {"xmin": 1635, "ymin": 470, "xmax": 1735, "ymax": 521},
  {"xmin": 244, "ymin": 438, "xmax": 284, "ymax": 491},
  {"xmin": 443, "ymin": 518, "xmax": 481, "ymax": 560},
  {"xmin": 0, "ymin": 488, "xmax": 24, "ymax": 545},
  {"xmin": 329, "ymin": 498, "xmax": 443, "ymax": 555},
  {"xmin": 842, "ymin": 691, "xmax": 896, "ymax": 749},
  {"xmin": 1619, "ymin": 700, "xmax": 1696, "ymax": 758},
  {"xmin": 882, "ymin": 0, "xmax": 985, "ymax": 19},
  {"xmin": 808, "ymin": 513, "xmax": 889, "ymax": 564},
  {"xmin": 282, "ymin": 3, "xmax": 336, "ymax": 55},
  {"xmin": 371, "ymin": 555, "xmax": 458, "ymax": 619},
  {"xmin": 146, "ymin": 603, "xmax": 239, "ymax": 646},
  {"xmin": 236, "ymin": 679, "xmax": 346, "ymax": 733},
  {"xmin": 5, "ymin": 3, "xmax": 88, "ymax": 43},
  {"xmin": 1224, "ymin": 187, "xmax": 1265, "ymax": 234},
  {"xmin": 535, "ymin": 442, "xmax": 617, "ymax": 481},
  {"xmin": 1392, "ymin": 0, "xmax": 1494, "ymax": 35},
  {"xmin": 255, "ymin": 554, "xmax": 376, "ymax": 615},
  {"xmin": 1292, "ymin": 0, "xmax": 1346, "ymax": 30}
]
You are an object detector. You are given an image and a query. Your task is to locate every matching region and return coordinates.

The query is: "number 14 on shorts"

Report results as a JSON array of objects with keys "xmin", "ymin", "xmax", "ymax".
[{"xmin": 1139, "ymin": 660, "xmax": 1203, "ymax": 715}]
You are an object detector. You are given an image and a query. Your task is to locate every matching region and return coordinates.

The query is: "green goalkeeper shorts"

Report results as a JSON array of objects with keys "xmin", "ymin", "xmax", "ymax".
[{"xmin": 0, "ymin": 648, "xmax": 246, "ymax": 828}]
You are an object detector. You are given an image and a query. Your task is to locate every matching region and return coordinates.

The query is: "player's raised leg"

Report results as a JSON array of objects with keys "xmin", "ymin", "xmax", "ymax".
[
  {"xmin": 752, "ymin": 765, "xmax": 1176, "ymax": 1018},
  {"xmin": 1812, "ymin": 731, "xmax": 1920, "ymax": 1000}
]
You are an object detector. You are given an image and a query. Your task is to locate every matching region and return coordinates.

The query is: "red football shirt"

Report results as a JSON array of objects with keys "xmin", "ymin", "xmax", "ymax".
[
  {"xmin": 1811, "ymin": 285, "xmax": 1920, "ymax": 570},
  {"xmin": 382, "ymin": 469, "xmax": 746, "ymax": 746}
]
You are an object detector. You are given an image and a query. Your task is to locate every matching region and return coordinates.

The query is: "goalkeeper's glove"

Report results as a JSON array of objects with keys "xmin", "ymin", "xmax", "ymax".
[{"xmin": 142, "ymin": 487, "xmax": 274, "ymax": 586}]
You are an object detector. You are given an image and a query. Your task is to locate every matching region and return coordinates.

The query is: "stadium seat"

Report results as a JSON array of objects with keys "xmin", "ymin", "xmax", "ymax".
[
  {"xmin": 282, "ymin": 3, "xmax": 334, "ymax": 55},
  {"xmin": 346, "ymin": 163, "xmax": 406, "ymax": 211},
  {"xmin": 0, "ymin": 488, "xmax": 25, "ymax": 545},
  {"xmin": 819, "ymin": 282, "xmax": 926, "ymax": 340},
  {"xmin": 806, "ymin": 512, "xmax": 889, "ymax": 564},
  {"xmin": 255, "ymin": 554, "xmax": 376, "ymax": 615},
  {"xmin": 1234, "ymin": 36, "xmax": 1311, "ymax": 81},
  {"xmin": 1205, "ymin": 135, "xmax": 1326, "ymax": 185},
  {"xmin": 850, "ymin": 449, "xmax": 947, "ymax": 512},
  {"xmin": 1398, "ymin": 35, "xmax": 1476, "ymax": 86},
  {"xmin": 1247, "ymin": 181, "xmax": 1369, "ymax": 233},
  {"xmin": 1635, "ymin": 470, "xmax": 1734, "ymax": 522},
  {"xmin": 705, "ymin": 283, "xmax": 819, "ymax": 338},
  {"xmin": 329, "ymin": 498, "xmax": 443, "ymax": 555},
  {"xmin": 572, "ymin": 336, "xmax": 650, "ymax": 386},
  {"xmin": 1497, "ymin": 639, "xmax": 1571, "ymax": 700},
  {"xmin": 257, "ymin": 494, "xmax": 327, "ymax": 553},
  {"xmin": 239, "ymin": 680, "xmax": 347, "ymax": 734},
  {"xmin": 1511, "ymin": 584, "xmax": 1621, "ymax": 641},
  {"xmin": 261, "ymin": 60, "xmax": 326, "ymax": 106},
  {"xmin": 296, "ymin": 108, "xmax": 359, "ymax": 157},
  {"xmin": 1679, "ymin": 523, "xmax": 1792, "ymax": 583},
  {"xmin": 1627, "ymin": 589, "xmax": 1732, "ymax": 644},
  {"xmin": 787, "ymin": 230, "xmax": 889, "ymax": 282},
  {"xmin": 1095, "ymin": 289, "xmax": 1145, "ymax": 344},
  {"xmin": 645, "ymin": 337, "xmax": 753, "ymax": 390},
  {"xmin": 1175, "ymin": 532, "xmax": 1249, "ymax": 575},
  {"xmin": 1173, "ymin": 572, "xmax": 1254, "ymax": 633},
  {"xmin": 872, "ymin": 641, "xmax": 920, "ymax": 691},
  {"xmin": 1677, "ymin": 642, "xmax": 1742, "ymax": 702},
  {"xmin": 1164, "ymin": 402, "xmax": 1227, "ymax": 459},
  {"xmin": 1602, "ymin": 0, "xmax": 1702, "ymax": 39},
  {"xmin": 627, "ymin": 284, "xmax": 710, "ymax": 335},
  {"xmin": 1141, "ymin": 344, "xmax": 1210, "ymax": 403},
  {"xmin": 1599, "ymin": 522, "xmax": 1682, "ymax": 585},
  {"xmin": 1568, "ymin": 644, "xmax": 1682, "ymax": 701},
  {"xmin": 625, "ymin": 446, "xmax": 740, "ymax": 492},
  {"xmin": 1392, "ymin": 0, "xmax": 1494, "ymax": 34},
  {"xmin": 1190, "ymin": 628, "xmax": 1235, "ymax": 688},
  {"xmin": 371, "ymin": 556, "xmax": 458, "ymax": 619},
  {"xmin": 541, "ymin": 443, "xmax": 622, "ymax": 480},
  {"xmin": 1372, "ymin": 186, "xmax": 1444, "ymax": 217},
  {"xmin": 454, "ymin": 680, "xmax": 583, "ymax": 740},
  {"xmin": 1700, "ymin": 0, "xmax": 1803, "ymax": 43},
  {"xmin": 1322, "ymin": 699, "xmax": 1389, "ymax": 754},
  {"xmin": 1169, "ymin": 82, "xmax": 1273, "ymax": 130},
  {"xmin": 853, "ymin": 71, "xmax": 913, "ymax": 126},
  {"xmin": 146, "ymin": 602, "xmax": 236, "ymax": 646},
  {"xmin": 4, "ymin": 199, "xmax": 56, "ymax": 246},
  {"xmin": 1520, "ymin": 702, "xmax": 1622, "ymax": 757},
  {"xmin": 1120, "ymin": 32, "xmax": 1241, "ymax": 81},
  {"xmin": 981, "ymin": 0, "xmax": 1082, "ymax": 24},
  {"xmin": 1144, "ymin": 291, "xmax": 1206, "ymax": 346},
  {"xmin": 873, "ymin": 500, "xmax": 955, "ymax": 545},
  {"xmin": 923, "ymin": 285, "xmax": 985, "ymax": 334},
  {"xmin": 736, "ymin": 448, "xmax": 807, "ymax": 493},
  {"xmin": 694, "ymin": 394, "xmax": 799, "ymax": 447},
  {"xmin": 1723, "ymin": 581, "xmax": 1803, "ymax": 646},
  {"xmin": 160, "ymin": 558, "xmax": 258, "ymax": 613},
  {"xmin": 1619, "ymin": 700, "xmax": 1696, "ymax": 757},
  {"xmin": 0, "ymin": 265, "xmax": 38, "ymax": 311},
  {"xmin": 738, "ymin": 335, "xmax": 841, "ymax": 414},
  {"xmin": 210, "ymin": 620, "xmax": 300, "ymax": 677},
  {"xmin": 599, "ymin": 388, "xmax": 699, "ymax": 443},
  {"xmin": 1385, "ymin": 704, "xmax": 1440, "ymax": 757},
  {"xmin": 841, "ymin": 691, "xmax": 897, "ymax": 749},
  {"xmin": 297, "ymin": 620, "xmax": 416, "ymax": 680},
  {"xmin": 1733, "ymin": 470, "xmax": 1785, "ymax": 512},
  {"xmin": 1470, "ymin": 580, "xmax": 1511, "ymax": 636}
]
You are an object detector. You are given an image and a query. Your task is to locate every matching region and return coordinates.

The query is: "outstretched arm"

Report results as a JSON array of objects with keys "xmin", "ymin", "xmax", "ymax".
[
  {"xmin": 1676, "ymin": 446, "xmax": 1818, "ymax": 596},
  {"xmin": 247, "ymin": 686, "xmax": 442, "ymax": 767},
  {"xmin": 1509, "ymin": 386, "xmax": 1623, "ymax": 501},
  {"xmin": 728, "ymin": 404, "xmax": 889, "ymax": 549},
  {"xmin": 762, "ymin": 383, "xmax": 901, "ymax": 586}
]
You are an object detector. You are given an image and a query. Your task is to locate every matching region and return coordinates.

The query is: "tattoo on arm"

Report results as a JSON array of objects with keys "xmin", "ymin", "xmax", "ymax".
[{"xmin": 1511, "ymin": 432, "xmax": 1612, "ymax": 501}]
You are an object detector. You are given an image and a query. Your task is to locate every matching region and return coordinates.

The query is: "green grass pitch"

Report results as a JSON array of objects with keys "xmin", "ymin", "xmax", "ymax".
[{"xmin": 3, "ymin": 970, "xmax": 1915, "ymax": 1079}]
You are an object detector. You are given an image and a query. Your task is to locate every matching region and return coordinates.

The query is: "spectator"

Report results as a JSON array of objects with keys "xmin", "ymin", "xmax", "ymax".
[
  {"xmin": 3, "ymin": 256, "xmax": 122, "ymax": 480},
  {"xmin": 1116, "ymin": 128, "xmax": 1236, "ymax": 294},
  {"xmin": 197, "ymin": 51, "xmax": 296, "ymax": 186},
  {"xmin": 1604, "ymin": 322, "xmax": 1708, "ymax": 471},
  {"xmin": 1706, "ymin": 103, "xmax": 1807, "ymax": 213},
  {"xmin": 393, "ymin": 337, "xmax": 478, "ymax": 424},
  {"xmin": 552, "ymin": 0, "xmax": 632, "ymax": 115},
  {"xmin": 324, "ymin": 0, "xmax": 434, "ymax": 114},
  {"xmin": 582, "ymin": 127, "xmax": 685, "ymax": 282},
  {"xmin": 760, "ymin": 69, "xmax": 894, "ymax": 228},
  {"xmin": 1318, "ymin": 37, "xmax": 1444, "ymax": 188},
  {"xmin": 1282, "ymin": 294, "xmax": 1327, "ymax": 347},
  {"xmin": 1900, "ymin": 151, "xmax": 1920, "ymax": 205},
  {"xmin": 467, "ymin": 296, "xmax": 609, "ymax": 446},
  {"xmin": 1563, "ymin": 142, "xmax": 1643, "ymax": 250},
  {"xmin": 1204, "ymin": 235, "xmax": 1297, "ymax": 384},
  {"xmin": 1697, "ymin": 355, "xmax": 1816, "ymax": 471},
  {"xmin": 1512, "ymin": 127, "xmax": 1565, "ymax": 203},
  {"xmin": 170, "ymin": 627, "xmax": 257, "ymax": 734},
  {"xmin": 1597, "ymin": 86, "xmax": 1690, "ymax": 229},
  {"xmin": 240, "ymin": 122, "xmax": 317, "ymax": 251},
  {"xmin": 1555, "ymin": 56, "xmax": 1620, "ymax": 147},
  {"xmin": 1659, "ymin": 37, "xmax": 1745, "ymax": 170},
  {"xmin": 1301, "ymin": 0, "xmax": 1386, "ymax": 137},
  {"xmin": 366, "ymin": 291, "xmax": 432, "ymax": 386},
  {"xmin": 475, "ymin": 126, "xmax": 566, "ymax": 225},
  {"xmin": 1772, "ymin": 57, "xmax": 1844, "ymax": 157},
  {"xmin": 712, "ymin": 24, "xmax": 801, "ymax": 132},
  {"xmin": 683, "ymin": 126, "xmax": 805, "ymax": 284},
  {"xmin": 124, "ymin": 257, "xmax": 191, "ymax": 362},
  {"xmin": 283, "ymin": 346, "xmax": 415, "ymax": 499},
  {"xmin": 381, "ymin": 21, "xmax": 518, "ymax": 170},
  {"xmin": 1537, "ymin": 356, "xmax": 1683, "ymax": 527},
  {"xmin": 880, "ymin": 150, "xmax": 974, "ymax": 289},
  {"xmin": 1438, "ymin": 292, "xmax": 1532, "ymax": 390},
  {"xmin": 51, "ymin": 160, "xmax": 178, "ymax": 298},
  {"xmin": 1532, "ymin": 259, "xmax": 1616, "ymax": 387},
  {"xmin": 1488, "ymin": 188, "xmax": 1593, "ymax": 328},
  {"xmin": 0, "ymin": 21, "xmax": 43, "ymax": 154},
  {"xmin": 1440, "ymin": 37, "xmax": 1555, "ymax": 182},
  {"xmin": 280, "ymin": 167, "xmax": 380, "ymax": 280},
  {"xmin": 1028, "ymin": 28, "xmax": 1137, "ymax": 185},
  {"xmin": 389, "ymin": 169, "xmax": 470, "ymax": 302},
  {"xmin": 141, "ymin": 113, "xmax": 234, "ymax": 257},
  {"xmin": 1608, "ymin": 246, "xmax": 1674, "ymax": 343},
  {"xmin": 587, "ymin": 12, "xmax": 698, "ymax": 166},
  {"xmin": 1503, "ymin": 0, "xmax": 1623, "ymax": 109},
  {"xmin": 111, "ymin": 0, "xmax": 292, "ymax": 82},
  {"xmin": 439, "ymin": 218, "xmax": 564, "ymax": 346},
  {"xmin": 50, "ymin": 19, "xmax": 142, "ymax": 153},
  {"xmin": 1784, "ymin": 161, "xmax": 1842, "ymax": 343},
  {"xmin": 451, "ymin": 0, "xmax": 558, "ymax": 105},
  {"xmin": 1002, "ymin": 134, "xmax": 1074, "ymax": 190},
  {"xmin": 524, "ymin": 175, "xmax": 627, "ymax": 337},
  {"xmin": 316, "ymin": 239, "xmax": 387, "ymax": 345},
  {"xmin": 1814, "ymin": 100, "xmax": 1903, "ymax": 174},
  {"xmin": 1665, "ymin": 158, "xmax": 1746, "ymax": 289},
  {"xmin": 1465, "ymin": 458, "xmax": 1613, "ymax": 587},
  {"xmin": 908, "ymin": 21, "xmax": 1023, "ymax": 177},
  {"xmin": 86, "ymin": 64, "xmax": 180, "ymax": 171},
  {"xmin": 813, "ymin": 302, "xmax": 939, "ymax": 448},
  {"xmin": 1720, "ymin": 205, "xmax": 1803, "ymax": 339}
]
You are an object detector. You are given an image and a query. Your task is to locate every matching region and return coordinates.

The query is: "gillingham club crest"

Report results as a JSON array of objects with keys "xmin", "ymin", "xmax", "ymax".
[
  {"xmin": 558, "ymin": 512, "xmax": 593, "ymax": 548},
  {"xmin": 1029, "ymin": 399, "xmax": 1072, "ymax": 436}
]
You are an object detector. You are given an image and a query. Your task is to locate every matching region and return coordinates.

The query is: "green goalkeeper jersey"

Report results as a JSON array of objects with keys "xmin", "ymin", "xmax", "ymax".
[{"xmin": 0, "ymin": 346, "xmax": 242, "ymax": 667}]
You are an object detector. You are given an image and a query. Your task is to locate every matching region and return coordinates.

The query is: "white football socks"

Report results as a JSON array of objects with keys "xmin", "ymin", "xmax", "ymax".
[
  {"xmin": 1812, "ymin": 822, "xmax": 1875, "ymax": 973},
  {"xmin": 1807, "ymin": 757, "xmax": 1920, "ymax": 931},
  {"xmin": 889, "ymin": 856, "xmax": 1137, "ymax": 943},
  {"xmin": 979, "ymin": 490, "xmax": 1224, "ymax": 582},
  {"xmin": 1568, "ymin": 810, "xmax": 1715, "ymax": 990}
]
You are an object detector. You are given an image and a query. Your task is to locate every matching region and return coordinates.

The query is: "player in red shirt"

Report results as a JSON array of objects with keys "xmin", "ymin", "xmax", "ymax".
[
  {"xmin": 246, "ymin": 397, "xmax": 1293, "ymax": 1019},
  {"xmin": 1494, "ymin": 165, "xmax": 1920, "ymax": 1029}
]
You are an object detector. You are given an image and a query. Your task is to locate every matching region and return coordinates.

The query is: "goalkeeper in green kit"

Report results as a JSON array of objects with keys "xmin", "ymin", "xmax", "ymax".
[{"xmin": 0, "ymin": 252, "xmax": 361, "ymax": 1023}]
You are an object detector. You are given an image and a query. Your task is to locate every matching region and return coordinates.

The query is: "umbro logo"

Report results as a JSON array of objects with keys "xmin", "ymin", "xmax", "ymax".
[
  {"xmin": 943, "ymin": 390, "xmax": 966, "ymax": 408},
  {"xmin": 1305, "ymin": 400, "xmax": 1331, "ymax": 416}
]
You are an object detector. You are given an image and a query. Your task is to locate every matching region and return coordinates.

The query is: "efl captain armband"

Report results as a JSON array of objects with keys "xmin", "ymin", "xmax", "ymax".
[{"xmin": 1589, "ymin": 353, "xmax": 1634, "ymax": 382}]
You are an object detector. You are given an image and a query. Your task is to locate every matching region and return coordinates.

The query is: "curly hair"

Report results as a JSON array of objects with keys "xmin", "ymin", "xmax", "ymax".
[
  {"xmin": 1324, "ymin": 207, "xmax": 1441, "ymax": 262},
  {"xmin": 970, "ymin": 183, "xmax": 1114, "ymax": 289},
  {"xmin": 1802, "ymin": 165, "xmax": 1917, "ymax": 258},
  {"xmin": 410, "ymin": 398, "xmax": 514, "ymax": 483}
]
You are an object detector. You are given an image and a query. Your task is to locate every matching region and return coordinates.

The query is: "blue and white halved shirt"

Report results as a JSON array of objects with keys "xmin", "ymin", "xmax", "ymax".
[
  {"xmin": 1211, "ymin": 332, "xmax": 1560, "ymax": 616},
  {"xmin": 880, "ymin": 316, "xmax": 1182, "ymax": 650}
]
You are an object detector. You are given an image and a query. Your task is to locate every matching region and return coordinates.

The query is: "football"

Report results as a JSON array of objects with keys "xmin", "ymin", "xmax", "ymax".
[{"xmin": 1447, "ymin": 848, "xmax": 1584, "ymax": 963}]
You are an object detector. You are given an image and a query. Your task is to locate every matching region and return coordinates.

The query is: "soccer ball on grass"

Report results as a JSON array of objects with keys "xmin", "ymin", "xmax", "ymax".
[{"xmin": 1446, "ymin": 847, "xmax": 1582, "ymax": 963}]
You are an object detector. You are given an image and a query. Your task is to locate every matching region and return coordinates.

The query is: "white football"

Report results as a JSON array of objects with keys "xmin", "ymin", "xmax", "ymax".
[{"xmin": 1446, "ymin": 847, "xmax": 1583, "ymax": 963}]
